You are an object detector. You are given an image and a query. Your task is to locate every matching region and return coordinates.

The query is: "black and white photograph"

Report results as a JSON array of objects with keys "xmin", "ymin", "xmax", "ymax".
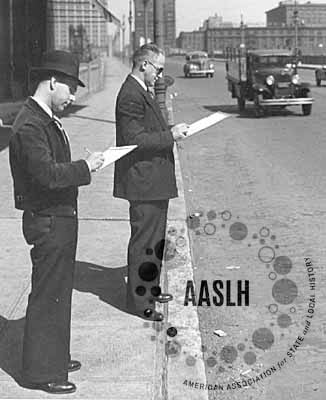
[{"xmin": 0, "ymin": 0, "xmax": 325, "ymax": 399}]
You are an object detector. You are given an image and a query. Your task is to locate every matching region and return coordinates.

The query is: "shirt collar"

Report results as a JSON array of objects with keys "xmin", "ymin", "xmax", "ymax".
[
  {"xmin": 30, "ymin": 96, "xmax": 53, "ymax": 118},
  {"xmin": 130, "ymin": 74, "xmax": 148, "ymax": 92}
]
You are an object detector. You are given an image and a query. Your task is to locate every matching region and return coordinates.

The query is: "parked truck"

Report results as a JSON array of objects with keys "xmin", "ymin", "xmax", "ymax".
[{"xmin": 225, "ymin": 48, "xmax": 313, "ymax": 117}]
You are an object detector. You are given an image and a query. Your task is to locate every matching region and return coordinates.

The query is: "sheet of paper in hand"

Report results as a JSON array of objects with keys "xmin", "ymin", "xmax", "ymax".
[
  {"xmin": 99, "ymin": 145, "xmax": 137, "ymax": 170},
  {"xmin": 186, "ymin": 111, "xmax": 231, "ymax": 138}
]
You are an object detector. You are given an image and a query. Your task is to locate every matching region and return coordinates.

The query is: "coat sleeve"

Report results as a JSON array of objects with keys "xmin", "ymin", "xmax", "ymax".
[
  {"xmin": 117, "ymin": 92, "xmax": 174, "ymax": 152},
  {"xmin": 17, "ymin": 122, "xmax": 91, "ymax": 189}
]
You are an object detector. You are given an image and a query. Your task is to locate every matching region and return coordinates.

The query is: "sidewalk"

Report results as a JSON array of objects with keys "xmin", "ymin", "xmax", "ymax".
[{"xmin": 0, "ymin": 57, "xmax": 199, "ymax": 399}]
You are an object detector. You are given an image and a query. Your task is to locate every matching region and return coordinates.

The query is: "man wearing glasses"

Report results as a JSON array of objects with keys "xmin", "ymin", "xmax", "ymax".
[{"xmin": 114, "ymin": 43, "xmax": 188, "ymax": 322}]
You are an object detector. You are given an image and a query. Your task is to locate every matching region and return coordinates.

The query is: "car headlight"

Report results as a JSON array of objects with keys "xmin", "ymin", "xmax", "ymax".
[
  {"xmin": 266, "ymin": 75, "xmax": 275, "ymax": 86},
  {"xmin": 209, "ymin": 63, "xmax": 214, "ymax": 69},
  {"xmin": 189, "ymin": 64, "xmax": 198, "ymax": 69},
  {"xmin": 292, "ymin": 74, "xmax": 300, "ymax": 84}
]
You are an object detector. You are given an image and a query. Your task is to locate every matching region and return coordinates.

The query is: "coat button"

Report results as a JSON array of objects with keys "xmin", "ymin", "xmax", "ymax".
[{"xmin": 73, "ymin": 210, "xmax": 76, "ymax": 216}]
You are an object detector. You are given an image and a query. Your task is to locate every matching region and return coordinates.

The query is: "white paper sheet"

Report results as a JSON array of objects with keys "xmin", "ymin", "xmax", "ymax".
[
  {"xmin": 99, "ymin": 145, "xmax": 137, "ymax": 170},
  {"xmin": 185, "ymin": 111, "xmax": 231, "ymax": 138}
]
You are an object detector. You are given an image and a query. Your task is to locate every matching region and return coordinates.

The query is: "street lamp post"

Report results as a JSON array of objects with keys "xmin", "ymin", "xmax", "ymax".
[{"xmin": 293, "ymin": 0, "xmax": 299, "ymax": 59}]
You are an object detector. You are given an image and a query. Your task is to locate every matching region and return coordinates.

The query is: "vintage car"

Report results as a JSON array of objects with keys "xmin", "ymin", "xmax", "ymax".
[
  {"xmin": 183, "ymin": 51, "xmax": 214, "ymax": 78},
  {"xmin": 226, "ymin": 48, "xmax": 313, "ymax": 116}
]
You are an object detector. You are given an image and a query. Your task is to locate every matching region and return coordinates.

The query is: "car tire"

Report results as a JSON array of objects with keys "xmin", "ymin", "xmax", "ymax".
[{"xmin": 302, "ymin": 104, "xmax": 312, "ymax": 116}]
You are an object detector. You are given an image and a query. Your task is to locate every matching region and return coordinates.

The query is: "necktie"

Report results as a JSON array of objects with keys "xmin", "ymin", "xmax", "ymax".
[
  {"xmin": 52, "ymin": 115, "xmax": 69, "ymax": 145},
  {"xmin": 147, "ymin": 87, "xmax": 155, "ymax": 99}
]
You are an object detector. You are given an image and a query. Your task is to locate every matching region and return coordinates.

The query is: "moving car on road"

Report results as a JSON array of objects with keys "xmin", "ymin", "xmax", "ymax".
[
  {"xmin": 183, "ymin": 51, "xmax": 214, "ymax": 78},
  {"xmin": 225, "ymin": 48, "xmax": 313, "ymax": 116}
]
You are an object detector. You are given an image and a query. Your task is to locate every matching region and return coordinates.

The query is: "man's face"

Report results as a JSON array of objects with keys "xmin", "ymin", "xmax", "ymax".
[
  {"xmin": 143, "ymin": 53, "xmax": 165, "ymax": 88},
  {"xmin": 51, "ymin": 77, "xmax": 77, "ymax": 112}
]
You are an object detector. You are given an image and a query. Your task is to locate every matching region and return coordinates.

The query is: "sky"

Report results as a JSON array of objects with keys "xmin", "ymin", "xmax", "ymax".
[{"xmin": 109, "ymin": 0, "xmax": 326, "ymax": 36}]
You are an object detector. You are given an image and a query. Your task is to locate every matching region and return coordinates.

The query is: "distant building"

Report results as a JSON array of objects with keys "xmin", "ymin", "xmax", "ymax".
[
  {"xmin": 133, "ymin": 0, "xmax": 176, "ymax": 49},
  {"xmin": 266, "ymin": 1, "xmax": 326, "ymax": 27},
  {"xmin": 177, "ymin": 25, "xmax": 326, "ymax": 55},
  {"xmin": 201, "ymin": 14, "xmax": 233, "ymax": 30}
]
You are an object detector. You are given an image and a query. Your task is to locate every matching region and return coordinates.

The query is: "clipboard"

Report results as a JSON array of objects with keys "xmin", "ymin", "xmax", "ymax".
[
  {"xmin": 185, "ymin": 111, "xmax": 231, "ymax": 138},
  {"xmin": 99, "ymin": 145, "xmax": 137, "ymax": 170}
]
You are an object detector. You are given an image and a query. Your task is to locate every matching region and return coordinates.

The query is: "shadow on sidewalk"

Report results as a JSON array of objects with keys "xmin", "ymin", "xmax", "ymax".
[
  {"xmin": 0, "ymin": 315, "xmax": 24, "ymax": 382},
  {"xmin": 74, "ymin": 261, "xmax": 129, "ymax": 313}
]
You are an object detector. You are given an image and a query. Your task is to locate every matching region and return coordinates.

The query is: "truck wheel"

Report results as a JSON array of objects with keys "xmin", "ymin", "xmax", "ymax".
[
  {"xmin": 254, "ymin": 94, "xmax": 264, "ymax": 118},
  {"xmin": 302, "ymin": 104, "xmax": 312, "ymax": 116},
  {"xmin": 237, "ymin": 97, "xmax": 245, "ymax": 111}
]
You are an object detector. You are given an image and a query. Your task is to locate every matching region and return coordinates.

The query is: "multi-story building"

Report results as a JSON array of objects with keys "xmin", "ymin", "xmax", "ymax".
[
  {"xmin": 133, "ymin": 0, "xmax": 176, "ymax": 49},
  {"xmin": 177, "ymin": 25, "xmax": 326, "ymax": 55},
  {"xmin": 0, "ymin": 0, "xmax": 119, "ymax": 100},
  {"xmin": 266, "ymin": 1, "xmax": 326, "ymax": 27}
]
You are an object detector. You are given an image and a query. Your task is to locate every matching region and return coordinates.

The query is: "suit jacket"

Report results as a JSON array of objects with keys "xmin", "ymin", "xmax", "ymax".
[
  {"xmin": 9, "ymin": 97, "xmax": 91, "ymax": 215},
  {"xmin": 113, "ymin": 75, "xmax": 178, "ymax": 201}
]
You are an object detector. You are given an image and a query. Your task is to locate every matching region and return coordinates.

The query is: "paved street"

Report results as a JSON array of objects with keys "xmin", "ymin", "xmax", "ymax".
[
  {"xmin": 165, "ymin": 57, "xmax": 326, "ymax": 400},
  {"xmin": 0, "ymin": 56, "xmax": 325, "ymax": 400}
]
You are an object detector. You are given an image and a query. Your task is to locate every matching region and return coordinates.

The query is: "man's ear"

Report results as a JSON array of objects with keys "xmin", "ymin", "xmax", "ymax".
[
  {"xmin": 49, "ymin": 77, "xmax": 56, "ymax": 91},
  {"xmin": 140, "ymin": 61, "xmax": 147, "ymax": 72}
]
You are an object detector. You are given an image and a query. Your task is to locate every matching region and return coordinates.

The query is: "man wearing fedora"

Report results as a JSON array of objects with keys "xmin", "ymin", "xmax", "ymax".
[{"xmin": 9, "ymin": 50, "xmax": 104, "ymax": 394}]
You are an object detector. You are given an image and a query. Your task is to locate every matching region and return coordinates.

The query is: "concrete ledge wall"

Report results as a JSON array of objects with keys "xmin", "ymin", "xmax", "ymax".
[{"xmin": 76, "ymin": 57, "xmax": 106, "ymax": 100}]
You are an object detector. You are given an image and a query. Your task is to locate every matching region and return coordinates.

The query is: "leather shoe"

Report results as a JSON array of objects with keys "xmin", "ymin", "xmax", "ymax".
[
  {"xmin": 153, "ymin": 293, "xmax": 173, "ymax": 303},
  {"xmin": 22, "ymin": 380, "xmax": 76, "ymax": 394},
  {"xmin": 68, "ymin": 360, "xmax": 81, "ymax": 373},
  {"xmin": 143, "ymin": 309, "xmax": 164, "ymax": 321}
]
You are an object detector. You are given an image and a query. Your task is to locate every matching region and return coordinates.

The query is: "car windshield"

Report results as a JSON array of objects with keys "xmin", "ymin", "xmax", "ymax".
[{"xmin": 253, "ymin": 55, "xmax": 294, "ymax": 67}]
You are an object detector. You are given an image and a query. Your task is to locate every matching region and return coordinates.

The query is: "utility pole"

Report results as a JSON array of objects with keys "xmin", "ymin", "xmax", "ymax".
[
  {"xmin": 122, "ymin": 15, "xmax": 126, "ymax": 62},
  {"xmin": 294, "ymin": 0, "xmax": 299, "ymax": 58},
  {"xmin": 240, "ymin": 14, "xmax": 245, "ymax": 49},
  {"xmin": 128, "ymin": 0, "xmax": 133, "ymax": 60},
  {"xmin": 143, "ymin": 0, "xmax": 150, "ymax": 44},
  {"xmin": 153, "ymin": 0, "xmax": 167, "ymax": 119}
]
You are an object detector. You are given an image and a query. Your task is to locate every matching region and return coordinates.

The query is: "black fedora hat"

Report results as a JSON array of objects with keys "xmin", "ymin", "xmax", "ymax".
[{"xmin": 30, "ymin": 50, "xmax": 85, "ymax": 87}]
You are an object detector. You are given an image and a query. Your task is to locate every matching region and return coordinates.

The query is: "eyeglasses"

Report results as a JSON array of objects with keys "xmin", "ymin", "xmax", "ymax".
[{"xmin": 146, "ymin": 60, "xmax": 164, "ymax": 76}]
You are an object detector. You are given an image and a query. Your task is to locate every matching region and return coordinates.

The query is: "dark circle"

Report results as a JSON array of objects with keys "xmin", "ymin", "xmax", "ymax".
[
  {"xmin": 271, "ymin": 235, "xmax": 276, "ymax": 240},
  {"xmin": 154, "ymin": 239, "xmax": 166, "ymax": 260},
  {"xmin": 185, "ymin": 355, "xmax": 196, "ymax": 366},
  {"xmin": 268, "ymin": 303, "xmax": 278, "ymax": 313},
  {"xmin": 252, "ymin": 233, "xmax": 258, "ymax": 239},
  {"xmin": 259, "ymin": 227, "xmax": 270, "ymax": 237},
  {"xmin": 244, "ymin": 351, "xmax": 256, "ymax": 365},
  {"xmin": 144, "ymin": 308, "xmax": 153, "ymax": 318},
  {"xmin": 273, "ymin": 256, "xmax": 293, "ymax": 275},
  {"xmin": 269, "ymin": 272, "xmax": 277, "ymax": 281},
  {"xmin": 165, "ymin": 340, "xmax": 182, "ymax": 357},
  {"xmin": 275, "ymin": 245, "xmax": 279, "ymax": 249},
  {"xmin": 207, "ymin": 210, "xmax": 217, "ymax": 220},
  {"xmin": 176, "ymin": 236, "xmax": 186, "ymax": 248},
  {"xmin": 167, "ymin": 327, "xmax": 178, "ymax": 337},
  {"xmin": 237, "ymin": 343, "xmax": 245, "ymax": 351},
  {"xmin": 221, "ymin": 210, "xmax": 232, "ymax": 221},
  {"xmin": 206, "ymin": 357, "xmax": 217, "ymax": 367},
  {"xmin": 151, "ymin": 286, "xmax": 161, "ymax": 296},
  {"xmin": 258, "ymin": 246, "xmax": 275, "ymax": 263},
  {"xmin": 220, "ymin": 346, "xmax": 238, "ymax": 363},
  {"xmin": 167, "ymin": 226, "xmax": 177, "ymax": 236},
  {"xmin": 186, "ymin": 215, "xmax": 201, "ymax": 230},
  {"xmin": 135, "ymin": 286, "xmax": 146, "ymax": 296},
  {"xmin": 277, "ymin": 313, "xmax": 292, "ymax": 328},
  {"xmin": 229, "ymin": 222, "xmax": 248, "ymax": 240},
  {"xmin": 272, "ymin": 279, "xmax": 298, "ymax": 304},
  {"xmin": 260, "ymin": 239, "xmax": 266, "ymax": 245},
  {"xmin": 252, "ymin": 328, "xmax": 274, "ymax": 350},
  {"xmin": 204, "ymin": 222, "xmax": 217, "ymax": 235},
  {"xmin": 146, "ymin": 248, "xmax": 153, "ymax": 255},
  {"xmin": 138, "ymin": 262, "xmax": 159, "ymax": 282},
  {"xmin": 290, "ymin": 307, "xmax": 296, "ymax": 313},
  {"xmin": 221, "ymin": 224, "xmax": 225, "ymax": 228}
]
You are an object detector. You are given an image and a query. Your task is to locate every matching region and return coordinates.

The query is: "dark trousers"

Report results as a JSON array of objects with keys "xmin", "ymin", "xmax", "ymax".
[
  {"xmin": 127, "ymin": 200, "xmax": 169, "ymax": 316},
  {"xmin": 22, "ymin": 211, "xmax": 78, "ymax": 383}
]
